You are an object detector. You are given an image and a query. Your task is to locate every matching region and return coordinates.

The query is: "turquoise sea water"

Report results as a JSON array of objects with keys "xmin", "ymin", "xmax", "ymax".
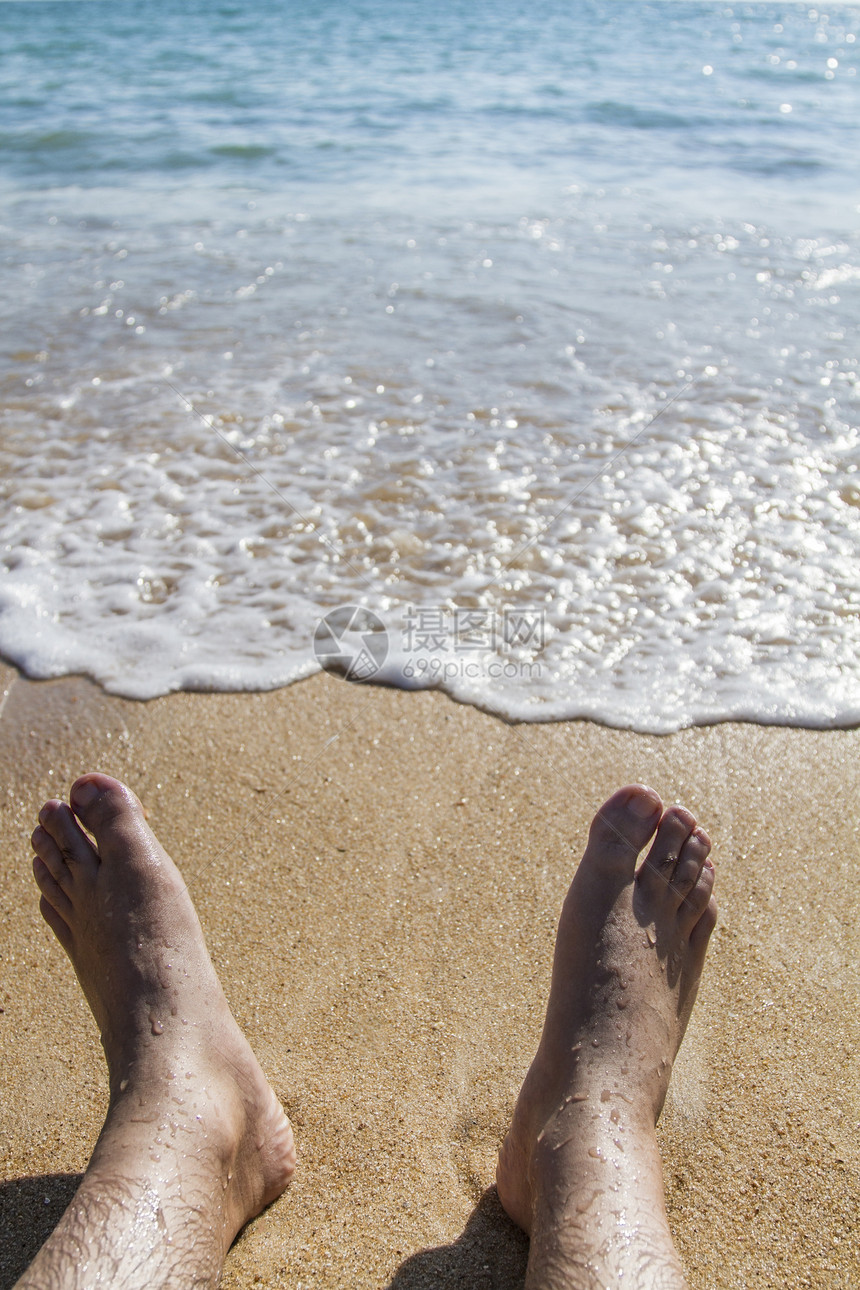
[{"xmin": 1, "ymin": 0, "xmax": 859, "ymax": 729}]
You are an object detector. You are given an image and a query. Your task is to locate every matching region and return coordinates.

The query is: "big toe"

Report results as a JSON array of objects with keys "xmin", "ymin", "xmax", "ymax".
[
  {"xmin": 581, "ymin": 784, "xmax": 663, "ymax": 880},
  {"xmin": 70, "ymin": 774, "xmax": 151, "ymax": 852}
]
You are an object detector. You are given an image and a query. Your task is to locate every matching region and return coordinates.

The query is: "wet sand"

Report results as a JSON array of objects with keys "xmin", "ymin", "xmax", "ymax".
[{"xmin": 0, "ymin": 662, "xmax": 857, "ymax": 1288}]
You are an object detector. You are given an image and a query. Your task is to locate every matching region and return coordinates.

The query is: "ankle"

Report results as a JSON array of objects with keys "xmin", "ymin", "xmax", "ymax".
[{"xmin": 526, "ymin": 1139, "xmax": 687, "ymax": 1290}]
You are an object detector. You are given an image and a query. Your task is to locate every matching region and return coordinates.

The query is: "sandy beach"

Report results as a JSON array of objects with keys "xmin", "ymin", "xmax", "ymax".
[{"xmin": 0, "ymin": 661, "xmax": 857, "ymax": 1288}]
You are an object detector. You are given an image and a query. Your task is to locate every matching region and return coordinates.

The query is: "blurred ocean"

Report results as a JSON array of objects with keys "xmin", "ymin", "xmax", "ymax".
[{"xmin": 1, "ymin": 0, "xmax": 858, "ymax": 730}]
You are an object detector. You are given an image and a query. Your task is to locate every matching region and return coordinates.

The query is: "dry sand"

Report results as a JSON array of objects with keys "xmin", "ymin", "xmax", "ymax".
[{"xmin": 0, "ymin": 661, "xmax": 857, "ymax": 1288}]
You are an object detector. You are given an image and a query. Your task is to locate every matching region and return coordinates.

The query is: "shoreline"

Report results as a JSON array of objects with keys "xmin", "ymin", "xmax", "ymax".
[
  {"xmin": 0, "ymin": 663, "xmax": 857, "ymax": 1287},
  {"xmin": 2, "ymin": 650, "xmax": 858, "ymax": 737}
]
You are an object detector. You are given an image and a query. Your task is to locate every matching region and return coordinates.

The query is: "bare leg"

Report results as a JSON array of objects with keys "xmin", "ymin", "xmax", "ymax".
[
  {"xmin": 18, "ymin": 773, "xmax": 295, "ymax": 1290},
  {"xmin": 496, "ymin": 785, "xmax": 717, "ymax": 1290}
]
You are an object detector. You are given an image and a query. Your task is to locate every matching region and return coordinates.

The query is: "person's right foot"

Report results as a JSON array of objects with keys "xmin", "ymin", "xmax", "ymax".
[
  {"xmin": 496, "ymin": 785, "xmax": 717, "ymax": 1289},
  {"xmin": 26, "ymin": 773, "xmax": 295, "ymax": 1287}
]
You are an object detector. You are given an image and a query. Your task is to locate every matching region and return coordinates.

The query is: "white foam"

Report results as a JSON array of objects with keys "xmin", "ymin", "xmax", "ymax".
[{"xmin": 2, "ymin": 191, "xmax": 858, "ymax": 731}]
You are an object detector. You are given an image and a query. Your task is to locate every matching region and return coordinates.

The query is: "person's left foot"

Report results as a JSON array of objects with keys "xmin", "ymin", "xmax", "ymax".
[
  {"xmin": 496, "ymin": 786, "xmax": 716, "ymax": 1288},
  {"xmin": 31, "ymin": 772, "xmax": 295, "ymax": 1254}
]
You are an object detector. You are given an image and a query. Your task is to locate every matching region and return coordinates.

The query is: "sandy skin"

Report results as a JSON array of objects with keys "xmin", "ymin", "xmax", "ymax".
[
  {"xmin": 496, "ymin": 784, "xmax": 717, "ymax": 1289},
  {"xmin": 20, "ymin": 772, "xmax": 295, "ymax": 1289}
]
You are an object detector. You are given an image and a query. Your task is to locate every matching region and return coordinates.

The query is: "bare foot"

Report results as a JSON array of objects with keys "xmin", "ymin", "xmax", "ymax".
[
  {"xmin": 496, "ymin": 785, "xmax": 716, "ymax": 1290},
  {"xmin": 22, "ymin": 772, "xmax": 295, "ymax": 1290}
]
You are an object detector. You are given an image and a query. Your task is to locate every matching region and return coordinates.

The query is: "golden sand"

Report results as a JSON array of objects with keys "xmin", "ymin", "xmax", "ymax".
[{"xmin": 0, "ymin": 662, "xmax": 857, "ymax": 1288}]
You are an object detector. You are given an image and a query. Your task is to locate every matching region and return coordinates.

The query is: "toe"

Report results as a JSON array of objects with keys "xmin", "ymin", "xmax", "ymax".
[
  {"xmin": 679, "ymin": 859, "xmax": 716, "ymax": 936},
  {"xmin": 668, "ymin": 827, "xmax": 711, "ymax": 908},
  {"xmin": 636, "ymin": 805, "xmax": 697, "ymax": 901},
  {"xmin": 32, "ymin": 824, "xmax": 73, "ymax": 889},
  {"xmin": 689, "ymin": 892, "xmax": 718, "ymax": 953},
  {"xmin": 33, "ymin": 855, "xmax": 74, "ymax": 919},
  {"xmin": 38, "ymin": 800, "xmax": 99, "ymax": 873},
  {"xmin": 583, "ymin": 785, "xmax": 663, "ymax": 878},
  {"xmin": 38, "ymin": 893, "xmax": 73, "ymax": 952},
  {"xmin": 70, "ymin": 774, "xmax": 147, "ymax": 848}
]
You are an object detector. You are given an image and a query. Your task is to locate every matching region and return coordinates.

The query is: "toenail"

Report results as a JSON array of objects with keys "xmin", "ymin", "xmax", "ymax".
[
  {"xmin": 72, "ymin": 781, "xmax": 98, "ymax": 807},
  {"xmin": 629, "ymin": 789, "xmax": 659, "ymax": 819}
]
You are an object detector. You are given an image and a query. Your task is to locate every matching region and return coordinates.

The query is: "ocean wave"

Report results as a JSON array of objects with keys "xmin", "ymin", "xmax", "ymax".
[
  {"xmin": 1, "ymin": 0, "xmax": 858, "ymax": 731},
  {"xmin": 584, "ymin": 101, "xmax": 696, "ymax": 130}
]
